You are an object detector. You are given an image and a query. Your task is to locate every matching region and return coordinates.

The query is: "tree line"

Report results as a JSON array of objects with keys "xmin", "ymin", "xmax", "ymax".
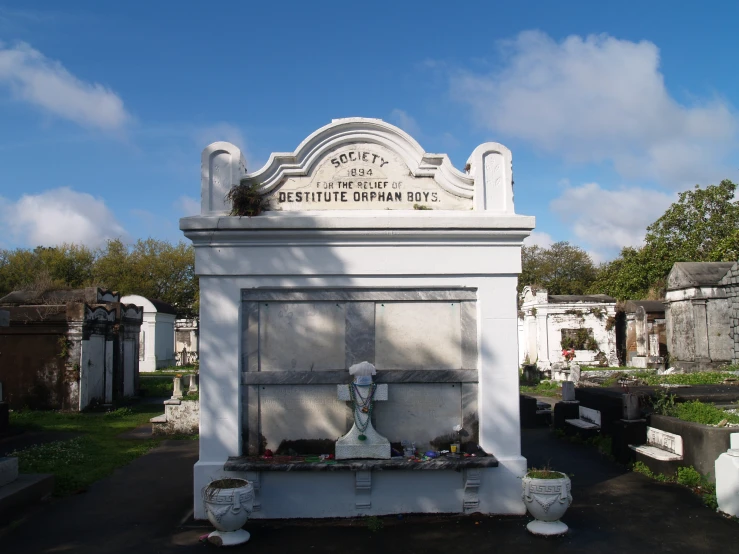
[
  {"xmin": 1, "ymin": 180, "xmax": 736, "ymax": 312},
  {"xmin": 0, "ymin": 238, "xmax": 197, "ymax": 317},
  {"xmin": 523, "ymin": 179, "xmax": 739, "ymax": 300}
]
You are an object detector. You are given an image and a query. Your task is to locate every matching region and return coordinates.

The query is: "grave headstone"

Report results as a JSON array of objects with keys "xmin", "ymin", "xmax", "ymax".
[
  {"xmin": 336, "ymin": 362, "xmax": 390, "ymax": 459},
  {"xmin": 561, "ymin": 381, "xmax": 576, "ymax": 402},
  {"xmin": 188, "ymin": 374, "xmax": 199, "ymax": 393},
  {"xmin": 716, "ymin": 433, "xmax": 739, "ymax": 516},
  {"xmin": 622, "ymin": 393, "xmax": 640, "ymax": 420},
  {"xmin": 569, "ymin": 363, "xmax": 581, "ymax": 385},
  {"xmin": 172, "ymin": 376, "xmax": 183, "ymax": 399}
]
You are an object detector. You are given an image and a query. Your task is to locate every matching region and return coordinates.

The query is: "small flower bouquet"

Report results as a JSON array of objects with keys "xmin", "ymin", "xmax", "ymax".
[{"xmin": 562, "ymin": 348, "xmax": 576, "ymax": 363}]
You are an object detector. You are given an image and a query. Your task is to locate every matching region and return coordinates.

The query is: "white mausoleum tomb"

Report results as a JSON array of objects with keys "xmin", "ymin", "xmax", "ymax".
[
  {"xmin": 181, "ymin": 118, "xmax": 534, "ymax": 519},
  {"xmin": 519, "ymin": 287, "xmax": 618, "ymax": 369},
  {"xmin": 120, "ymin": 295, "xmax": 176, "ymax": 372}
]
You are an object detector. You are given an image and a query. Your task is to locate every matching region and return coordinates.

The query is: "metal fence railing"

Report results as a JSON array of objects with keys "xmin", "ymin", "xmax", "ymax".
[{"xmin": 175, "ymin": 348, "xmax": 199, "ymax": 367}]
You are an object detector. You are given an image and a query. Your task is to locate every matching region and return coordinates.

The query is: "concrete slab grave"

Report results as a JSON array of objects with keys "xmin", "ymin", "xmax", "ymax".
[
  {"xmin": 630, "ymin": 426, "xmax": 684, "ymax": 462},
  {"xmin": 181, "ymin": 117, "xmax": 534, "ymax": 519}
]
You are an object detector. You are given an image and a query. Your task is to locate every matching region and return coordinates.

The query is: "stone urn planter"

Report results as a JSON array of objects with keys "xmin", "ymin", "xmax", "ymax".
[
  {"xmin": 522, "ymin": 470, "xmax": 572, "ymax": 535},
  {"xmin": 203, "ymin": 478, "xmax": 254, "ymax": 546}
]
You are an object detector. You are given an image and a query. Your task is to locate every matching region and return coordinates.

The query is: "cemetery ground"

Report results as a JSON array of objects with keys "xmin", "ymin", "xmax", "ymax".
[
  {"xmin": 1, "ymin": 367, "xmax": 738, "ymax": 552},
  {"xmin": 1, "ymin": 427, "xmax": 738, "ymax": 553},
  {"xmin": 0, "ymin": 367, "xmax": 198, "ymax": 500},
  {"xmin": 0, "ymin": 403, "xmax": 185, "ymax": 497}
]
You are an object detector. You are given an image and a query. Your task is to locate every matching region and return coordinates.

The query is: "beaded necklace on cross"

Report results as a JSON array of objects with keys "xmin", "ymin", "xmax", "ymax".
[{"xmin": 348, "ymin": 382, "xmax": 377, "ymax": 441}]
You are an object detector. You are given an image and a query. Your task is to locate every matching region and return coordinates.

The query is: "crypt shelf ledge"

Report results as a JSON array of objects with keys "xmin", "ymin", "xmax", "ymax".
[{"xmin": 225, "ymin": 455, "xmax": 500, "ymax": 472}]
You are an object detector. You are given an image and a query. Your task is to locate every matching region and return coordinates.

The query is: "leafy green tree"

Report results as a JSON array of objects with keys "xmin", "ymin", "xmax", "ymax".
[
  {"xmin": 591, "ymin": 180, "xmax": 739, "ymax": 300},
  {"xmin": 645, "ymin": 179, "xmax": 739, "ymax": 265},
  {"xmin": 589, "ymin": 246, "xmax": 663, "ymax": 300},
  {"xmin": 33, "ymin": 245, "xmax": 96, "ymax": 288},
  {"xmin": 0, "ymin": 248, "xmax": 42, "ymax": 297},
  {"xmin": 520, "ymin": 241, "xmax": 598, "ymax": 295},
  {"xmin": 1, "ymin": 238, "xmax": 197, "ymax": 317},
  {"xmin": 93, "ymin": 238, "xmax": 197, "ymax": 317}
]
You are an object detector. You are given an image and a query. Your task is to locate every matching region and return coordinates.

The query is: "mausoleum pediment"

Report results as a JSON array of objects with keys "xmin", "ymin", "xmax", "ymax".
[
  {"xmin": 196, "ymin": 117, "xmax": 519, "ymax": 215},
  {"xmin": 244, "ymin": 118, "xmax": 473, "ymax": 211}
]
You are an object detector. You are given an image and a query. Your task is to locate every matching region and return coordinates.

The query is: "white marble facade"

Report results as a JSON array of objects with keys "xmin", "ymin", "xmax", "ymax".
[
  {"xmin": 518, "ymin": 287, "xmax": 618, "ymax": 369},
  {"xmin": 120, "ymin": 295, "xmax": 176, "ymax": 372},
  {"xmin": 181, "ymin": 118, "xmax": 534, "ymax": 519}
]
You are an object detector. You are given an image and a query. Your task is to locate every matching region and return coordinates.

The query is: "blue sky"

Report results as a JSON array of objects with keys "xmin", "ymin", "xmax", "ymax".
[{"xmin": 0, "ymin": 1, "xmax": 737, "ymax": 261}]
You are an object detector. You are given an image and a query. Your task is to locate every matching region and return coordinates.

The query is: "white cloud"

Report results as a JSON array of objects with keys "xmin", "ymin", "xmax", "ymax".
[
  {"xmin": 389, "ymin": 109, "xmax": 422, "ymax": 138},
  {"xmin": 550, "ymin": 183, "xmax": 675, "ymax": 258},
  {"xmin": 195, "ymin": 122, "xmax": 246, "ymax": 152},
  {"xmin": 523, "ymin": 231, "xmax": 554, "ymax": 248},
  {"xmin": 0, "ymin": 187, "xmax": 127, "ymax": 247},
  {"xmin": 451, "ymin": 31, "xmax": 737, "ymax": 186},
  {"xmin": 0, "ymin": 41, "xmax": 129, "ymax": 130},
  {"xmin": 175, "ymin": 195, "xmax": 200, "ymax": 216},
  {"xmin": 193, "ymin": 122, "xmax": 261, "ymax": 169}
]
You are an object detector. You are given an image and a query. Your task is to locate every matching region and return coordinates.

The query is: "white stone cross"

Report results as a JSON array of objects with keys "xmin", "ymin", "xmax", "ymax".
[{"xmin": 335, "ymin": 362, "xmax": 390, "ymax": 460}]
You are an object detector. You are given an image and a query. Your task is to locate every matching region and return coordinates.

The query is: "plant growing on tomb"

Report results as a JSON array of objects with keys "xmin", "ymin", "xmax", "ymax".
[
  {"xmin": 589, "ymin": 307, "xmax": 605, "ymax": 320},
  {"xmin": 560, "ymin": 328, "xmax": 598, "ymax": 351},
  {"xmin": 651, "ymin": 390, "xmax": 676, "ymax": 416},
  {"xmin": 226, "ymin": 179, "xmax": 271, "ymax": 217},
  {"xmin": 605, "ymin": 315, "xmax": 617, "ymax": 331}
]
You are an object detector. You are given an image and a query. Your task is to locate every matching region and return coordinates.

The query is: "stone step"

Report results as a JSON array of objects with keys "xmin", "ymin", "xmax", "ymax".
[
  {"xmin": 565, "ymin": 405, "xmax": 602, "ymax": 430},
  {"xmin": 149, "ymin": 414, "xmax": 167, "ymax": 424},
  {"xmin": 566, "ymin": 418, "xmax": 600, "ymax": 430},
  {"xmin": 0, "ymin": 457, "xmax": 19, "ymax": 487},
  {"xmin": 629, "ymin": 426, "xmax": 684, "ymax": 462},
  {"xmin": 629, "ymin": 444, "xmax": 683, "ymax": 461},
  {"xmin": 0, "ymin": 473, "xmax": 54, "ymax": 522}
]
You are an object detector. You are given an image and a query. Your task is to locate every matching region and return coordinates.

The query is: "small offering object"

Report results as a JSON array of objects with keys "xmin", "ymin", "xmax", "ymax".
[
  {"xmin": 263, "ymin": 449, "xmax": 274, "ymax": 458},
  {"xmin": 425, "ymin": 451, "xmax": 439, "ymax": 458}
]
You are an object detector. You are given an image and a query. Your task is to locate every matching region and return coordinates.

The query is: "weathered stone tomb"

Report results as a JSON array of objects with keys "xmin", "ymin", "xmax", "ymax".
[
  {"xmin": 181, "ymin": 118, "xmax": 534, "ymax": 518},
  {"xmin": 0, "ymin": 288, "xmax": 143, "ymax": 410},
  {"xmin": 518, "ymin": 286, "xmax": 618, "ymax": 369},
  {"xmin": 665, "ymin": 262, "xmax": 735, "ymax": 371}
]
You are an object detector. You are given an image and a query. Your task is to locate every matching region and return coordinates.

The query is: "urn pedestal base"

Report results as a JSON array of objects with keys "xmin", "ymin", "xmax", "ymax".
[
  {"xmin": 526, "ymin": 519, "xmax": 568, "ymax": 536},
  {"xmin": 207, "ymin": 529, "xmax": 251, "ymax": 546}
]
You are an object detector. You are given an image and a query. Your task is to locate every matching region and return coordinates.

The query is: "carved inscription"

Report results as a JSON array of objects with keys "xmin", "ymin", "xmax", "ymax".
[
  {"xmin": 272, "ymin": 143, "xmax": 471, "ymax": 211},
  {"xmin": 646, "ymin": 427, "xmax": 683, "ymax": 456}
]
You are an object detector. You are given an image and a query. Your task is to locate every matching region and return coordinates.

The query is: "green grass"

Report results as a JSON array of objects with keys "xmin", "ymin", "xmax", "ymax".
[
  {"xmin": 8, "ymin": 404, "xmax": 166, "ymax": 496},
  {"xmin": 520, "ymin": 380, "xmax": 560, "ymax": 397},
  {"xmin": 581, "ymin": 366, "xmax": 644, "ymax": 372},
  {"xmin": 634, "ymin": 371, "xmax": 738, "ymax": 386},
  {"xmin": 631, "ymin": 462, "xmax": 718, "ymax": 509},
  {"xmin": 156, "ymin": 364, "xmax": 197, "ymax": 374},
  {"xmin": 139, "ymin": 375, "xmax": 174, "ymax": 397},
  {"xmin": 671, "ymin": 400, "xmax": 739, "ymax": 425}
]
